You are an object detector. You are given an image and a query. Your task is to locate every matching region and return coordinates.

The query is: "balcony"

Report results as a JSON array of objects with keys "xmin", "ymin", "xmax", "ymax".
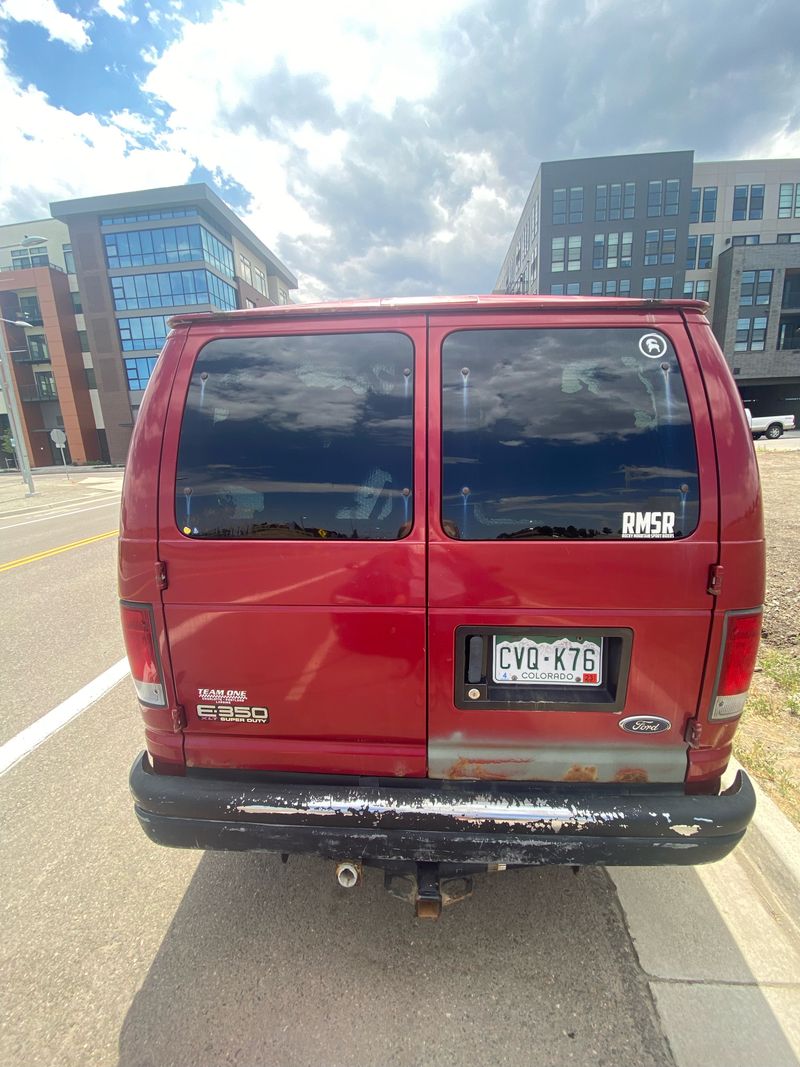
[
  {"xmin": 19, "ymin": 381, "xmax": 58, "ymax": 402},
  {"xmin": 13, "ymin": 340, "xmax": 50, "ymax": 364}
]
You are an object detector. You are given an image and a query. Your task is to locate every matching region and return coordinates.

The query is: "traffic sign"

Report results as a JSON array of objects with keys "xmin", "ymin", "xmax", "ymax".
[{"xmin": 50, "ymin": 428, "xmax": 67, "ymax": 447}]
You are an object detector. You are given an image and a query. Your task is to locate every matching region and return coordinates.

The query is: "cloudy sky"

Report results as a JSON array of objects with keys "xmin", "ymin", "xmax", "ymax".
[{"xmin": 0, "ymin": 0, "xmax": 799, "ymax": 300}]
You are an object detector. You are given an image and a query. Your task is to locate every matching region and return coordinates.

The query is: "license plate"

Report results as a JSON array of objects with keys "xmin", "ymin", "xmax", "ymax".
[{"xmin": 492, "ymin": 634, "xmax": 603, "ymax": 686}]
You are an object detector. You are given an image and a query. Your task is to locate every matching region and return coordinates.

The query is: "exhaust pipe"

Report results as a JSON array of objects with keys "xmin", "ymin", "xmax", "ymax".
[{"xmin": 335, "ymin": 861, "xmax": 362, "ymax": 889}]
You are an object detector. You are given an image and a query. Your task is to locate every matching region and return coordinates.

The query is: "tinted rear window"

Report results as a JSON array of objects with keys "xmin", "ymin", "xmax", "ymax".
[
  {"xmin": 441, "ymin": 328, "xmax": 700, "ymax": 540},
  {"xmin": 176, "ymin": 332, "xmax": 414, "ymax": 540}
]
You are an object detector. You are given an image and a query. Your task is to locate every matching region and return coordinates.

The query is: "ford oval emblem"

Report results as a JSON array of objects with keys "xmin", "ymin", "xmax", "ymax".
[{"xmin": 619, "ymin": 716, "xmax": 671, "ymax": 734}]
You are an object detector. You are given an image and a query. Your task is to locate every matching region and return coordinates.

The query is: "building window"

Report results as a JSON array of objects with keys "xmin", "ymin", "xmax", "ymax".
[
  {"xmin": 568, "ymin": 187, "xmax": 584, "ymax": 224},
  {"xmin": 104, "ymin": 225, "xmax": 235, "ymax": 278},
  {"xmin": 110, "ymin": 270, "xmax": 237, "ymax": 312},
  {"xmin": 619, "ymin": 279, "xmax": 631, "ymax": 296},
  {"xmin": 739, "ymin": 270, "xmax": 773, "ymax": 307},
  {"xmin": 608, "ymin": 182, "xmax": 622, "ymax": 220},
  {"xmin": 605, "ymin": 279, "xmax": 617, "ymax": 296},
  {"xmin": 644, "ymin": 229, "xmax": 660, "ymax": 265},
  {"xmin": 550, "ymin": 284, "xmax": 564, "ymax": 295},
  {"xmin": 664, "ymin": 179, "xmax": 680, "ymax": 216},
  {"xmin": 620, "ymin": 231, "xmax": 633, "ymax": 268},
  {"xmin": 748, "ymin": 184, "xmax": 764, "ymax": 220},
  {"xmin": 279, "ymin": 288, "xmax": 291, "ymax": 305},
  {"xmin": 690, "ymin": 187, "xmax": 701, "ymax": 224},
  {"xmin": 26, "ymin": 334, "xmax": 50, "ymax": 361},
  {"xmin": 252, "ymin": 266, "xmax": 267, "ymax": 296},
  {"xmin": 551, "ymin": 236, "xmax": 565, "ymax": 272},
  {"xmin": 63, "ymin": 244, "xmax": 76, "ymax": 273},
  {"xmin": 552, "ymin": 188, "xmax": 567, "ymax": 224},
  {"xmin": 606, "ymin": 232, "xmax": 619, "ymax": 268},
  {"xmin": 696, "ymin": 280, "xmax": 710, "ymax": 301},
  {"xmin": 686, "ymin": 235, "xmax": 698, "ymax": 270},
  {"xmin": 642, "ymin": 277, "xmax": 656, "ymax": 298},
  {"xmin": 71, "ymin": 291, "xmax": 83, "ymax": 314},
  {"xmin": 566, "ymin": 282, "xmax": 580, "ymax": 294},
  {"xmin": 661, "ymin": 228, "xmax": 676, "ymax": 264},
  {"xmin": 592, "ymin": 234, "xmax": 605, "ymax": 269},
  {"xmin": 698, "ymin": 234, "xmax": 714, "ymax": 269},
  {"xmin": 591, "ymin": 281, "xmax": 603, "ymax": 295},
  {"xmin": 644, "ymin": 228, "xmax": 676, "ymax": 266},
  {"xmin": 85, "ymin": 368, "xmax": 97, "ymax": 389},
  {"xmin": 701, "ymin": 187, "xmax": 718, "ymax": 223},
  {"xmin": 567, "ymin": 235, "xmax": 581, "ymax": 271},
  {"xmin": 735, "ymin": 316, "xmax": 768, "ymax": 352},
  {"xmin": 117, "ymin": 315, "xmax": 170, "ymax": 351},
  {"xmin": 239, "ymin": 254, "xmax": 253, "ymax": 285},
  {"xmin": 125, "ymin": 356, "xmax": 159, "ymax": 390},
  {"xmin": 101, "ymin": 208, "xmax": 200, "ymax": 225},
  {"xmin": 731, "ymin": 235, "xmax": 760, "ymax": 246},
  {"xmin": 732, "ymin": 184, "xmax": 765, "ymax": 221},
  {"xmin": 658, "ymin": 276, "xmax": 673, "ymax": 299},
  {"xmin": 18, "ymin": 295, "xmax": 42, "ymax": 325},
  {"xmin": 594, "ymin": 185, "xmax": 607, "ymax": 222},
  {"xmin": 777, "ymin": 232, "xmax": 800, "ymax": 243},
  {"xmin": 777, "ymin": 183, "xmax": 800, "ymax": 219},
  {"xmin": 77, "ymin": 330, "xmax": 89, "ymax": 351},
  {"xmin": 623, "ymin": 182, "xmax": 635, "ymax": 219},
  {"xmin": 11, "ymin": 247, "xmax": 49, "ymax": 268},
  {"xmin": 647, "ymin": 180, "xmax": 663, "ymax": 217},
  {"xmin": 245, "ymin": 297, "xmax": 256, "ymax": 308},
  {"xmin": 683, "ymin": 281, "xmax": 694, "ymax": 298}
]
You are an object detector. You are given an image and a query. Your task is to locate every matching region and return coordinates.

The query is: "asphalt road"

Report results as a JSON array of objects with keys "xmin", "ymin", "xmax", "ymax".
[
  {"xmin": 0, "ymin": 495, "xmax": 675, "ymax": 1067},
  {"xmin": 1, "ymin": 489, "xmax": 797, "ymax": 1067}
]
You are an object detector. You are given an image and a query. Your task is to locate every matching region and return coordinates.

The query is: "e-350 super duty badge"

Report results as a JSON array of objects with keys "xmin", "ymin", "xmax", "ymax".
[{"xmin": 196, "ymin": 704, "xmax": 270, "ymax": 724}]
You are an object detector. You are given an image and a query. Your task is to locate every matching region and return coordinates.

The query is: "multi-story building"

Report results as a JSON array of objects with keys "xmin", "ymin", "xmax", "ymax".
[
  {"xmin": 49, "ymin": 183, "xmax": 297, "ymax": 464},
  {"xmin": 0, "ymin": 182, "xmax": 297, "ymax": 469},
  {"xmin": 0, "ymin": 217, "xmax": 101, "ymax": 467},
  {"xmin": 496, "ymin": 152, "xmax": 800, "ymax": 419}
]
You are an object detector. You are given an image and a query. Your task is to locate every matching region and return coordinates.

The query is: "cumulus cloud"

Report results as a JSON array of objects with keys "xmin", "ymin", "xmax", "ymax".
[
  {"xmin": 0, "ymin": 0, "xmax": 91, "ymax": 50},
  {"xmin": 137, "ymin": 0, "xmax": 800, "ymax": 300},
  {"xmin": 96, "ymin": 0, "xmax": 139, "ymax": 25},
  {"xmin": 1, "ymin": 0, "xmax": 800, "ymax": 300},
  {"xmin": 0, "ymin": 41, "xmax": 194, "ymax": 222}
]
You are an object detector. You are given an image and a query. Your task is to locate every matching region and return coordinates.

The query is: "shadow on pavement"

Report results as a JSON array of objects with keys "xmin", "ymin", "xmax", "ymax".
[{"xmin": 117, "ymin": 853, "xmax": 672, "ymax": 1067}]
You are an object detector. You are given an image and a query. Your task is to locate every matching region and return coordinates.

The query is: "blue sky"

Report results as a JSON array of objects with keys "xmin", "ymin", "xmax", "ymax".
[{"xmin": 1, "ymin": 0, "xmax": 799, "ymax": 300}]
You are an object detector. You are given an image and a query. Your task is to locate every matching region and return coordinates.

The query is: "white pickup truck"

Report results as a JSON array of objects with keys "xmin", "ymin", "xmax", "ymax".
[{"xmin": 744, "ymin": 408, "xmax": 796, "ymax": 439}]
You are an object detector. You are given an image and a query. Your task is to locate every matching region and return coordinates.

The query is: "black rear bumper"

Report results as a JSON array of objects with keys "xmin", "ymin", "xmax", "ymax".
[{"xmin": 130, "ymin": 753, "xmax": 755, "ymax": 868}]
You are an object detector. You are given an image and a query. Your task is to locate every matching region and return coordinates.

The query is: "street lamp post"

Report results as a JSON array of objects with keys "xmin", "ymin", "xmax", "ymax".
[
  {"xmin": 0, "ymin": 236, "xmax": 49, "ymax": 497},
  {"xmin": 0, "ymin": 317, "xmax": 37, "ymax": 496}
]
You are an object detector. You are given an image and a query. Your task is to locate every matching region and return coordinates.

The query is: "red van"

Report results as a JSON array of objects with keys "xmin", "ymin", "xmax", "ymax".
[{"xmin": 122, "ymin": 295, "xmax": 763, "ymax": 916}]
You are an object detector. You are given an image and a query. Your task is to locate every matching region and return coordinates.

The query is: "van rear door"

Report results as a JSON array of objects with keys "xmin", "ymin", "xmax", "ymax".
[
  {"xmin": 426, "ymin": 308, "xmax": 719, "ymax": 784},
  {"xmin": 157, "ymin": 314, "xmax": 427, "ymax": 776}
]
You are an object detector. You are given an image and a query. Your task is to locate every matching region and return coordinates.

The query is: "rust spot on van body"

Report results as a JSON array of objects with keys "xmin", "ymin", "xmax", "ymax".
[
  {"xmin": 614, "ymin": 767, "xmax": 649, "ymax": 783},
  {"xmin": 563, "ymin": 764, "xmax": 599, "ymax": 782},
  {"xmin": 446, "ymin": 757, "xmax": 528, "ymax": 781}
]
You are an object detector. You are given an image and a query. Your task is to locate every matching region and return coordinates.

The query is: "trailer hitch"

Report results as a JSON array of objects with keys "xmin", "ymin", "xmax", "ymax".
[{"xmin": 384, "ymin": 862, "xmax": 474, "ymax": 918}]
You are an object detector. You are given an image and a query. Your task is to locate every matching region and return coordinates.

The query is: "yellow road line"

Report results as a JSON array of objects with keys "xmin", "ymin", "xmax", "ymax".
[{"xmin": 0, "ymin": 530, "xmax": 118, "ymax": 573}]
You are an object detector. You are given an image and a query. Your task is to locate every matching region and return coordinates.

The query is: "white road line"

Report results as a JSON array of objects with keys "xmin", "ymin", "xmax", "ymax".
[
  {"xmin": 0, "ymin": 658, "xmax": 130, "ymax": 776},
  {"xmin": 0, "ymin": 499, "xmax": 120, "ymax": 531}
]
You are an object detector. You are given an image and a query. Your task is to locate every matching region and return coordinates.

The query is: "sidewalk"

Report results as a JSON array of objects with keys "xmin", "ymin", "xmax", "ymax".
[
  {"xmin": 0, "ymin": 466, "xmax": 124, "ymax": 520},
  {"xmin": 612, "ymin": 764, "xmax": 800, "ymax": 1067}
]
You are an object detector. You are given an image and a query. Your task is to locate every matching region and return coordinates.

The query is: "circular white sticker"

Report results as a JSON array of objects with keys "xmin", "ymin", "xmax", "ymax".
[{"xmin": 638, "ymin": 333, "xmax": 668, "ymax": 359}]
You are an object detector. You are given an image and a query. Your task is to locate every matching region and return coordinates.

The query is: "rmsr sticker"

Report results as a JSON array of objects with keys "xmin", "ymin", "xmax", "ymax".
[{"xmin": 622, "ymin": 512, "xmax": 676, "ymax": 539}]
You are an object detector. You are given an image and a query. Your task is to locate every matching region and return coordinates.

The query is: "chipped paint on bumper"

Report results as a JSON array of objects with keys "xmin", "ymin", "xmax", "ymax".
[{"xmin": 129, "ymin": 752, "xmax": 756, "ymax": 868}]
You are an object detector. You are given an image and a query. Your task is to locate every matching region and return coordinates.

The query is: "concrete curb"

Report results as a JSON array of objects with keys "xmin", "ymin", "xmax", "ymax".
[{"xmin": 733, "ymin": 757, "xmax": 800, "ymax": 930}]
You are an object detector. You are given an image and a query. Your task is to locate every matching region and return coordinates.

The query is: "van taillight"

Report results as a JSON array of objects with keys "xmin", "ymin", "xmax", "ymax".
[
  {"xmin": 710, "ymin": 610, "xmax": 762, "ymax": 720},
  {"xmin": 120, "ymin": 602, "xmax": 166, "ymax": 707}
]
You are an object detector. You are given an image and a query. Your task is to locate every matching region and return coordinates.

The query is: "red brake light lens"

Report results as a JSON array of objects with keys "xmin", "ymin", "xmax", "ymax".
[
  {"xmin": 711, "ymin": 610, "xmax": 761, "ymax": 720},
  {"xmin": 120, "ymin": 602, "xmax": 166, "ymax": 707}
]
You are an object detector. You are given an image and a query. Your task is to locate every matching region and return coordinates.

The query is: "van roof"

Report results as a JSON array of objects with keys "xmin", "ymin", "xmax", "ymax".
[{"xmin": 168, "ymin": 294, "xmax": 709, "ymax": 327}]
